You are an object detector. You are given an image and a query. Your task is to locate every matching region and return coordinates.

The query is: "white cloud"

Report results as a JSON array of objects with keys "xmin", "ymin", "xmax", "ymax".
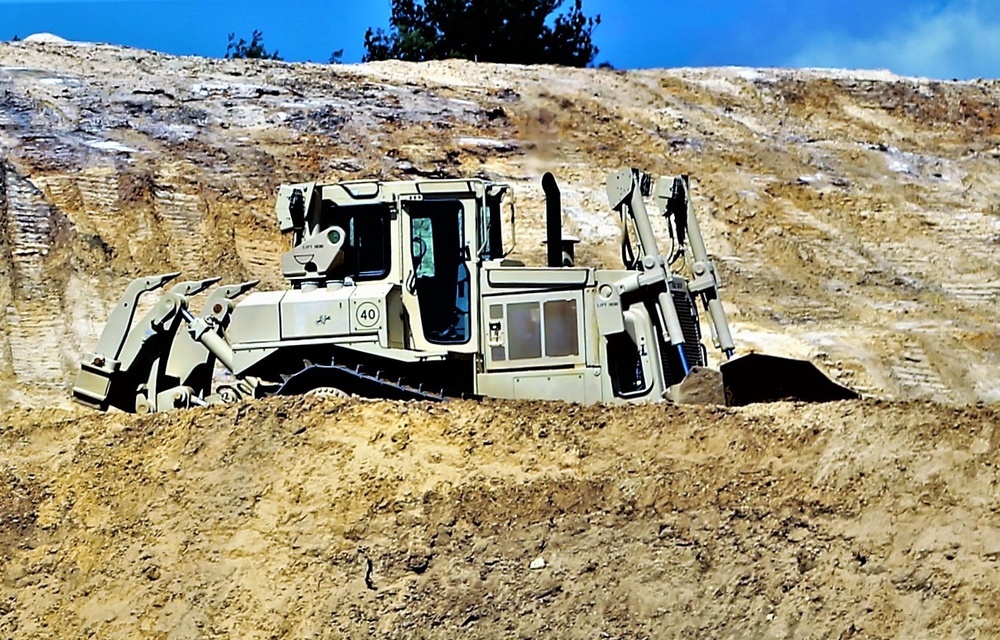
[{"xmin": 790, "ymin": 2, "xmax": 1000, "ymax": 79}]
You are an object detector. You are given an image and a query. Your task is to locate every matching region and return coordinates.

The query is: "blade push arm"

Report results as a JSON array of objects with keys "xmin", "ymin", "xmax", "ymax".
[
  {"xmin": 606, "ymin": 168, "xmax": 692, "ymax": 375},
  {"xmin": 655, "ymin": 176, "xmax": 735, "ymax": 359}
]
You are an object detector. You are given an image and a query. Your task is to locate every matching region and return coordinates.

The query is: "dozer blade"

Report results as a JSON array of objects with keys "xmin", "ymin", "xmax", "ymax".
[{"xmin": 719, "ymin": 353, "xmax": 859, "ymax": 406}]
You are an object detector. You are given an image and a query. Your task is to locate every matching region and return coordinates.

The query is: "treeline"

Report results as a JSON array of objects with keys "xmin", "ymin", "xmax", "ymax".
[{"xmin": 226, "ymin": 0, "xmax": 603, "ymax": 68}]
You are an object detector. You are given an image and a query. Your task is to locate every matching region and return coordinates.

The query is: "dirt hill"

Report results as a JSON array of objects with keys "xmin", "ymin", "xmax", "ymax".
[
  {"xmin": 1, "ymin": 39, "xmax": 1000, "ymax": 638},
  {"xmin": 0, "ymin": 40, "xmax": 999, "ymax": 406}
]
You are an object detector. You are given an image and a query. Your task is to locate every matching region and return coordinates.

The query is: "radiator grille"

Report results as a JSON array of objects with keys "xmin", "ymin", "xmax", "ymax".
[
  {"xmin": 657, "ymin": 289, "xmax": 707, "ymax": 387},
  {"xmin": 673, "ymin": 289, "xmax": 706, "ymax": 368}
]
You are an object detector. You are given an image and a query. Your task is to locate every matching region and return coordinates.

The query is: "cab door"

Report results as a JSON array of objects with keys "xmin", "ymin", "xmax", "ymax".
[{"xmin": 402, "ymin": 197, "xmax": 478, "ymax": 353}]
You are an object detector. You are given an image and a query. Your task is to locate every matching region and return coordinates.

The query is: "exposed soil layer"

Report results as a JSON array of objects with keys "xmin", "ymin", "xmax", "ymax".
[{"xmin": 1, "ymin": 397, "xmax": 999, "ymax": 639}]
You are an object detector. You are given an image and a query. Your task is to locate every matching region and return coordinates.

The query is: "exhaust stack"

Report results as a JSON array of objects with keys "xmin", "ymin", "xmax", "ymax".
[{"xmin": 542, "ymin": 172, "xmax": 562, "ymax": 268}]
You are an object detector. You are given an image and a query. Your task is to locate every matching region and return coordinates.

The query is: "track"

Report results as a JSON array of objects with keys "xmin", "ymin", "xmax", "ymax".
[{"xmin": 275, "ymin": 359, "xmax": 449, "ymax": 402}]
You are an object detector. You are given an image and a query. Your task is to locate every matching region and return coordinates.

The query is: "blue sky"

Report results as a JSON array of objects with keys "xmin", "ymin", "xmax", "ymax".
[{"xmin": 1, "ymin": 0, "xmax": 998, "ymax": 79}]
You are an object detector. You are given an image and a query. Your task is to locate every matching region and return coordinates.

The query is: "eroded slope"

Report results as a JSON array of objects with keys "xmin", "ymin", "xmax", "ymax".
[{"xmin": 1, "ymin": 43, "xmax": 999, "ymax": 406}]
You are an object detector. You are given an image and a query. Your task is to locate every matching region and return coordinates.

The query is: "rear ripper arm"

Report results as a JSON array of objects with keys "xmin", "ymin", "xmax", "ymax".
[{"xmin": 74, "ymin": 274, "xmax": 260, "ymax": 413}]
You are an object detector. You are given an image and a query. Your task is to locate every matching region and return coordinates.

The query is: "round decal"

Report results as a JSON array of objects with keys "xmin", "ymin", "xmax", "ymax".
[{"xmin": 355, "ymin": 302, "xmax": 381, "ymax": 328}]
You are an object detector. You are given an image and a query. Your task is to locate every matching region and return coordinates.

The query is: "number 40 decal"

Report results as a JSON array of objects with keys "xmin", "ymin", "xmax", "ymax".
[{"xmin": 355, "ymin": 302, "xmax": 381, "ymax": 328}]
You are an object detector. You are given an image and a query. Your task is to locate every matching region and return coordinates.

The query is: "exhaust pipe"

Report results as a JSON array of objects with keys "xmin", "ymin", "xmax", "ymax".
[{"xmin": 542, "ymin": 172, "xmax": 562, "ymax": 268}]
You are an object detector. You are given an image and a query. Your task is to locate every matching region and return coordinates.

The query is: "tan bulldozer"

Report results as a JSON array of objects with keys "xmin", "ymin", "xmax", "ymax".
[{"xmin": 73, "ymin": 168, "xmax": 857, "ymax": 413}]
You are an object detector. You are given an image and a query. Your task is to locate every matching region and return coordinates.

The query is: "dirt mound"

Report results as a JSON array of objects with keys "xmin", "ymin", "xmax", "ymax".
[
  {"xmin": 0, "ymin": 396, "xmax": 998, "ymax": 637},
  {"xmin": 21, "ymin": 34, "xmax": 72, "ymax": 45}
]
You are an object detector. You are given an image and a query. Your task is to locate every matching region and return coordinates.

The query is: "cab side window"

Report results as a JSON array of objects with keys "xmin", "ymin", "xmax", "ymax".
[{"xmin": 321, "ymin": 201, "xmax": 391, "ymax": 281}]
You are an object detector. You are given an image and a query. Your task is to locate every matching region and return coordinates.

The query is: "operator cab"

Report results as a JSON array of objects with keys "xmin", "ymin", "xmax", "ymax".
[{"xmin": 274, "ymin": 178, "xmax": 515, "ymax": 354}]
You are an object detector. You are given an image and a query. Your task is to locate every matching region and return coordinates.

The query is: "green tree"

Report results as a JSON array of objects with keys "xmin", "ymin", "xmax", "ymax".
[
  {"xmin": 363, "ymin": 0, "xmax": 600, "ymax": 67},
  {"xmin": 225, "ymin": 29, "xmax": 282, "ymax": 60}
]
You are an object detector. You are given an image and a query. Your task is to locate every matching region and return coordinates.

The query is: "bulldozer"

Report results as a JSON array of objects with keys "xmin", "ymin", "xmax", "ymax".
[{"xmin": 73, "ymin": 168, "xmax": 857, "ymax": 413}]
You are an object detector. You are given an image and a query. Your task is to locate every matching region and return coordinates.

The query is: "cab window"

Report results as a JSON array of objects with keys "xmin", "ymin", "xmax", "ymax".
[{"xmin": 320, "ymin": 201, "xmax": 391, "ymax": 281}]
